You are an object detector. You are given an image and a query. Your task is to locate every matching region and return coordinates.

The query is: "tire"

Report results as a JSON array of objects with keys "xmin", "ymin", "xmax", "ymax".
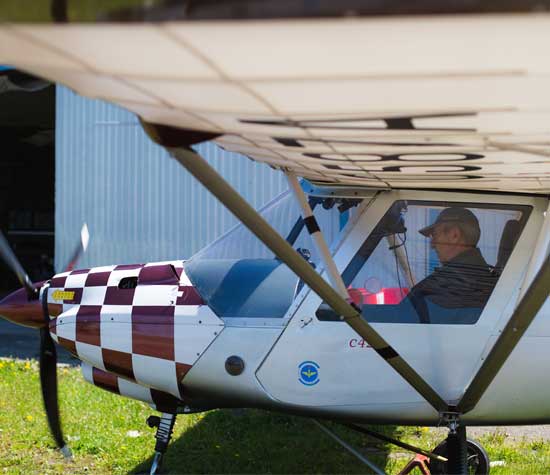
[{"xmin": 429, "ymin": 438, "xmax": 490, "ymax": 475}]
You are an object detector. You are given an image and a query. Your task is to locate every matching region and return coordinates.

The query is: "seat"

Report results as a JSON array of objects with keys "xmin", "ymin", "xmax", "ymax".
[{"xmin": 494, "ymin": 219, "xmax": 521, "ymax": 274}]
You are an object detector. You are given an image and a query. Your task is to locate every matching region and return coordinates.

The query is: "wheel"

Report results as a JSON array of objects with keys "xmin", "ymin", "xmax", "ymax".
[{"xmin": 429, "ymin": 438, "xmax": 490, "ymax": 475}]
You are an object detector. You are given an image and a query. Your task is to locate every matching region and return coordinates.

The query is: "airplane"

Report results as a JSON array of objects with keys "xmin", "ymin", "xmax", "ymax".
[{"xmin": 2, "ymin": 1, "xmax": 550, "ymax": 474}]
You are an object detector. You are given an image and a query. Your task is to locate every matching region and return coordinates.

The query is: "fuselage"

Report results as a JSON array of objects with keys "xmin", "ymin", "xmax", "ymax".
[{"xmin": 3, "ymin": 188, "xmax": 550, "ymax": 425}]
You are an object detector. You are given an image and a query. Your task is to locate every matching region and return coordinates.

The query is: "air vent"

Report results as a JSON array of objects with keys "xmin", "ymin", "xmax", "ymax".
[{"xmin": 118, "ymin": 277, "xmax": 138, "ymax": 289}]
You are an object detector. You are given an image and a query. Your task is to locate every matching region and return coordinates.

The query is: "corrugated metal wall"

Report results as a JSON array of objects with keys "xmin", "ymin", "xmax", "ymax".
[{"xmin": 54, "ymin": 86, "xmax": 287, "ymax": 271}]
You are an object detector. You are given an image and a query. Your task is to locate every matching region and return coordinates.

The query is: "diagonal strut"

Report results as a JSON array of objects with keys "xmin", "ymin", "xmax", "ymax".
[{"xmin": 160, "ymin": 141, "xmax": 447, "ymax": 413}]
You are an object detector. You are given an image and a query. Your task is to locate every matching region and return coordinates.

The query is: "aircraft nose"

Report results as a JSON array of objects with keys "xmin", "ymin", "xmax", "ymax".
[{"xmin": 0, "ymin": 285, "xmax": 46, "ymax": 329}]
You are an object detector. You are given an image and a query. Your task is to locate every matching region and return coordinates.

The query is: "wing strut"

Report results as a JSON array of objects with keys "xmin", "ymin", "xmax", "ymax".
[
  {"xmin": 285, "ymin": 171, "xmax": 349, "ymax": 298},
  {"xmin": 457, "ymin": 202, "xmax": 550, "ymax": 413},
  {"xmin": 163, "ymin": 142, "xmax": 447, "ymax": 413}
]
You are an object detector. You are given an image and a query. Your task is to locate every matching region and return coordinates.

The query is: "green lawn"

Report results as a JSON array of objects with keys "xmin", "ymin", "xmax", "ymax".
[
  {"xmin": 1, "ymin": 359, "xmax": 549, "ymax": 474},
  {"xmin": 0, "ymin": 1, "xmax": 153, "ymax": 22}
]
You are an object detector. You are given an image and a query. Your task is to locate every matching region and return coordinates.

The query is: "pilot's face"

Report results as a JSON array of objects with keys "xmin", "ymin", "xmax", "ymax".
[{"xmin": 430, "ymin": 223, "xmax": 462, "ymax": 263}]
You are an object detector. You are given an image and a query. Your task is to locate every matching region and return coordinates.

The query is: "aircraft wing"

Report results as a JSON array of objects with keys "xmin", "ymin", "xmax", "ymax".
[{"xmin": 1, "ymin": 5, "xmax": 550, "ymax": 193}]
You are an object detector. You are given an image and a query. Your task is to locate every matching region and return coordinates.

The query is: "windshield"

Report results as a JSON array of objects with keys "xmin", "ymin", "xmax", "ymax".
[{"xmin": 191, "ymin": 188, "xmax": 362, "ymax": 266}]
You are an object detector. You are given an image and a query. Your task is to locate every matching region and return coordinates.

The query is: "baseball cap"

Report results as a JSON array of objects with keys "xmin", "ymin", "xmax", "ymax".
[{"xmin": 419, "ymin": 207, "xmax": 480, "ymax": 237}]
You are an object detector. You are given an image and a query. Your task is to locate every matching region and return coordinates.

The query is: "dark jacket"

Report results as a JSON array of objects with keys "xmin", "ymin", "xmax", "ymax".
[{"xmin": 408, "ymin": 247, "xmax": 496, "ymax": 311}]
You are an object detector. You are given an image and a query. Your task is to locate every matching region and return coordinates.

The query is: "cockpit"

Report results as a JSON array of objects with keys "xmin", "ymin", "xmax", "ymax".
[
  {"xmin": 318, "ymin": 199, "xmax": 530, "ymax": 325},
  {"xmin": 184, "ymin": 187, "xmax": 530, "ymax": 326}
]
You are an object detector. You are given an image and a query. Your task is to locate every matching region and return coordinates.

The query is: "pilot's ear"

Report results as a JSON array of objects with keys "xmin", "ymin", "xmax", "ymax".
[{"xmin": 449, "ymin": 225, "xmax": 463, "ymax": 242}]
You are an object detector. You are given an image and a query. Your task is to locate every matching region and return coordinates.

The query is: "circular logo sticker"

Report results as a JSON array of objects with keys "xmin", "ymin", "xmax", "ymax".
[{"xmin": 298, "ymin": 361, "xmax": 320, "ymax": 386}]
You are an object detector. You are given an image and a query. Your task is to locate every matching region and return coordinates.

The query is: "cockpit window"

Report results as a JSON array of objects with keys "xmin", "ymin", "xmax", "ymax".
[
  {"xmin": 192, "ymin": 188, "xmax": 362, "ymax": 268},
  {"xmin": 317, "ymin": 200, "xmax": 531, "ymax": 325}
]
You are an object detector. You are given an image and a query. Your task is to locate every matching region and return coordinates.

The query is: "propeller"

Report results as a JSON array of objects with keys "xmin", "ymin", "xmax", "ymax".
[
  {"xmin": 64, "ymin": 223, "xmax": 89, "ymax": 272},
  {"xmin": 0, "ymin": 224, "xmax": 89, "ymax": 458},
  {"xmin": 0, "ymin": 231, "xmax": 37, "ymax": 299},
  {"xmin": 40, "ymin": 285, "xmax": 71, "ymax": 457}
]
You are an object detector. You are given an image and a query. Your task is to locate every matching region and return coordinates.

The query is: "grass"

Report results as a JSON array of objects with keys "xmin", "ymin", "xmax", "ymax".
[
  {"xmin": 1, "ymin": 359, "xmax": 550, "ymax": 474},
  {"xmin": 0, "ymin": 1, "xmax": 153, "ymax": 22}
]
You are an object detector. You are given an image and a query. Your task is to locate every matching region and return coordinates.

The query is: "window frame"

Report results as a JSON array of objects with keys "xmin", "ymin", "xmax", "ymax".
[{"xmin": 316, "ymin": 197, "xmax": 532, "ymax": 324}]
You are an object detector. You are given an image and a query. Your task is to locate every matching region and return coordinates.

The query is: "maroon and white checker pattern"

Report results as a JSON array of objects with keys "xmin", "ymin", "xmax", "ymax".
[
  {"xmin": 49, "ymin": 260, "xmax": 223, "ymax": 400},
  {"xmin": 81, "ymin": 363, "xmax": 181, "ymax": 413}
]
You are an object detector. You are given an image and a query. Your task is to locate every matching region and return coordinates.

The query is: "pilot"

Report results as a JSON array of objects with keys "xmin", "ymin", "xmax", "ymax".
[{"xmin": 406, "ymin": 207, "xmax": 496, "ymax": 320}]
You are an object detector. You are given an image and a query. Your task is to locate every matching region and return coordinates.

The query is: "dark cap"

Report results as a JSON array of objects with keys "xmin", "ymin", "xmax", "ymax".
[{"xmin": 419, "ymin": 207, "xmax": 480, "ymax": 238}]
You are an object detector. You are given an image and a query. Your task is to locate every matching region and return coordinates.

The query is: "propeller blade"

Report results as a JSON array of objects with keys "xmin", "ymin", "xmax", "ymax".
[
  {"xmin": 63, "ymin": 223, "xmax": 90, "ymax": 272},
  {"xmin": 0, "ymin": 228, "xmax": 71, "ymax": 457},
  {"xmin": 39, "ymin": 289, "xmax": 71, "ymax": 458},
  {"xmin": 0, "ymin": 230, "xmax": 36, "ymax": 298},
  {"xmin": 39, "ymin": 328, "xmax": 65, "ymax": 448}
]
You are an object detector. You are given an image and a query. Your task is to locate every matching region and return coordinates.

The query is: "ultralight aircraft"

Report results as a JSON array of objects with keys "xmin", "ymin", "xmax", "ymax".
[{"xmin": 1, "ymin": 1, "xmax": 550, "ymax": 474}]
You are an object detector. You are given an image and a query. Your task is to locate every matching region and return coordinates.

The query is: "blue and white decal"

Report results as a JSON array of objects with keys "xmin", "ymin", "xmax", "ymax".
[{"xmin": 298, "ymin": 361, "xmax": 320, "ymax": 386}]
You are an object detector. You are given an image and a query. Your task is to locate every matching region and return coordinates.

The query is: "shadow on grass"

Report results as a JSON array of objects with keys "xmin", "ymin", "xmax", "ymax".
[
  {"xmin": 130, "ymin": 409, "xmax": 397, "ymax": 474},
  {"xmin": 0, "ymin": 319, "xmax": 79, "ymax": 365}
]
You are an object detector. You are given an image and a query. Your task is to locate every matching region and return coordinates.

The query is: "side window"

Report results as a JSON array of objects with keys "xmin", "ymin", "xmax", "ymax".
[{"xmin": 317, "ymin": 200, "xmax": 530, "ymax": 325}]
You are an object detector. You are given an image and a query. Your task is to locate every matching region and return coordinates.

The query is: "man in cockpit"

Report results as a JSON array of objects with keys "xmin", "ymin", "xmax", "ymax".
[{"xmin": 405, "ymin": 207, "xmax": 495, "ymax": 322}]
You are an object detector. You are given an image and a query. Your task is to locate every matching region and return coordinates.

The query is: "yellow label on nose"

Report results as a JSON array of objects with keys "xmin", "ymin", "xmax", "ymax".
[{"xmin": 51, "ymin": 290, "xmax": 75, "ymax": 301}]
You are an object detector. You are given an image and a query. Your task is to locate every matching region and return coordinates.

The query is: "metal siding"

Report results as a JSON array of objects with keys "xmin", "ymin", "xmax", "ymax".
[{"xmin": 55, "ymin": 86, "xmax": 287, "ymax": 271}]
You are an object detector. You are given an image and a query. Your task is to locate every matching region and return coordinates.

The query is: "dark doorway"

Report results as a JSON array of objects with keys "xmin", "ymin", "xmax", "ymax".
[{"xmin": 0, "ymin": 81, "xmax": 55, "ymax": 297}]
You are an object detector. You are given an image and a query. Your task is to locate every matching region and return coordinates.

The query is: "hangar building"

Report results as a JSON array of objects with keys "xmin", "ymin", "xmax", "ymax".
[{"xmin": 0, "ymin": 84, "xmax": 287, "ymax": 295}]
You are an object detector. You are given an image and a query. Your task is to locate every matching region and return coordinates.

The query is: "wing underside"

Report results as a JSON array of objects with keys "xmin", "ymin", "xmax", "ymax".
[{"xmin": 1, "ymin": 14, "xmax": 550, "ymax": 193}]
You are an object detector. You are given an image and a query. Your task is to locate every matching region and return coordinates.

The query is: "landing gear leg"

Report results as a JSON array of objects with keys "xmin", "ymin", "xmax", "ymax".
[
  {"xmin": 147, "ymin": 413, "xmax": 177, "ymax": 475},
  {"xmin": 446, "ymin": 423, "xmax": 468, "ymax": 475},
  {"xmin": 430, "ymin": 412, "xmax": 490, "ymax": 474},
  {"xmin": 430, "ymin": 435, "xmax": 490, "ymax": 475}
]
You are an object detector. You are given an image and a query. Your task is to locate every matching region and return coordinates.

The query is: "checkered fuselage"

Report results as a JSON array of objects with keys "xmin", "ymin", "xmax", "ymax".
[{"xmin": 46, "ymin": 261, "xmax": 224, "ymax": 409}]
